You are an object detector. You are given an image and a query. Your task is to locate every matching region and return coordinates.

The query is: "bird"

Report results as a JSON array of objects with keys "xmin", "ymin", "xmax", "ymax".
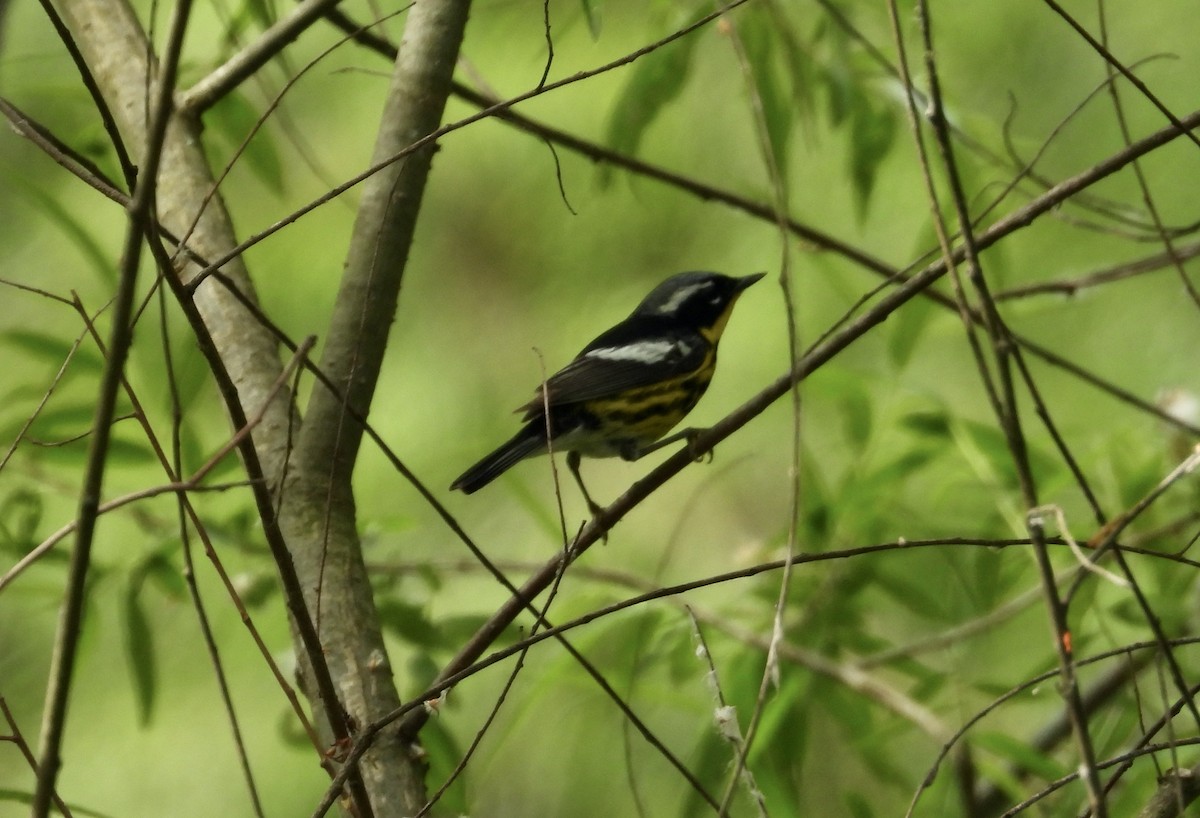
[{"xmin": 450, "ymin": 270, "xmax": 765, "ymax": 512}]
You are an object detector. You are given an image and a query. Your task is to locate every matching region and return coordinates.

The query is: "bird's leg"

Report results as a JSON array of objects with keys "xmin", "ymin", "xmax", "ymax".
[
  {"xmin": 567, "ymin": 450, "xmax": 606, "ymax": 520},
  {"xmin": 623, "ymin": 428, "xmax": 711, "ymax": 463}
]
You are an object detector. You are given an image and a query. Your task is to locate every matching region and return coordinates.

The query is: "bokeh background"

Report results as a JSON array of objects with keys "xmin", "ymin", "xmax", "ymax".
[{"xmin": 3, "ymin": 0, "xmax": 1200, "ymax": 815}]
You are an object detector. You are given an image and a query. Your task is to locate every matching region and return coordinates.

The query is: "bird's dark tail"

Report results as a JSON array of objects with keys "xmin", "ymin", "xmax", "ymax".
[{"xmin": 450, "ymin": 421, "xmax": 547, "ymax": 494}]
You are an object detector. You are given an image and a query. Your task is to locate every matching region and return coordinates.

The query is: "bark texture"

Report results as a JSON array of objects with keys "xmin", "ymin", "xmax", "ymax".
[
  {"xmin": 60, "ymin": 0, "xmax": 473, "ymax": 812},
  {"xmin": 277, "ymin": 0, "xmax": 472, "ymax": 813}
]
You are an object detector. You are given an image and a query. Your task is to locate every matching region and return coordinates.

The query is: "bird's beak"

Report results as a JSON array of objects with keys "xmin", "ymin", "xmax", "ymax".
[{"xmin": 736, "ymin": 272, "xmax": 767, "ymax": 292}]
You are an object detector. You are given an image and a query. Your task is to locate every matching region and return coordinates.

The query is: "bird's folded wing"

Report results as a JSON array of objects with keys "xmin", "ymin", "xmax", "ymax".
[{"xmin": 518, "ymin": 322, "xmax": 706, "ymax": 417}]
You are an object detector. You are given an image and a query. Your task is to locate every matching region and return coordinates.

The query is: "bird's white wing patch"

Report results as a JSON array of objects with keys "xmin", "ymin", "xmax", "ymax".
[{"xmin": 586, "ymin": 338, "xmax": 690, "ymax": 364}]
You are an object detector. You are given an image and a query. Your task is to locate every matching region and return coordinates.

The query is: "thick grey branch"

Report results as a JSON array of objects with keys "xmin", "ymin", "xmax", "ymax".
[
  {"xmin": 298, "ymin": 0, "xmax": 469, "ymax": 481},
  {"xmin": 53, "ymin": 0, "xmax": 404, "ymax": 812},
  {"xmin": 278, "ymin": 0, "xmax": 472, "ymax": 813}
]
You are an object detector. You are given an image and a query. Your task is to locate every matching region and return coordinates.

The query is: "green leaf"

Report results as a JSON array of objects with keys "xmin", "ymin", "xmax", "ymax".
[
  {"xmin": 954, "ymin": 419, "xmax": 1019, "ymax": 488},
  {"xmin": 888, "ymin": 295, "xmax": 936, "ymax": 369},
  {"xmin": 208, "ymin": 91, "xmax": 284, "ymax": 194},
  {"xmin": 0, "ymin": 488, "xmax": 43, "ymax": 555},
  {"xmin": 191, "ymin": 444, "xmax": 243, "ymax": 482},
  {"xmin": 0, "ymin": 329, "xmax": 103, "ymax": 372},
  {"xmin": 967, "ymin": 539, "xmax": 1020, "ymax": 610},
  {"xmin": 802, "ymin": 462, "xmax": 832, "ymax": 540},
  {"xmin": 821, "ymin": 674, "xmax": 873, "ymax": 736},
  {"xmin": 974, "ymin": 751, "xmax": 1032, "ymax": 809},
  {"xmin": 161, "ymin": 335, "xmax": 212, "ymax": 419},
  {"xmin": 378, "ymin": 599, "xmax": 440, "ymax": 648},
  {"xmin": 213, "ymin": 0, "xmax": 274, "ymax": 51},
  {"xmin": 602, "ymin": 14, "xmax": 703, "ymax": 183},
  {"xmin": 579, "ymin": 0, "xmax": 602, "ymax": 38},
  {"xmin": 405, "ymin": 651, "xmax": 441, "ymax": 696},
  {"xmin": 974, "ymin": 730, "xmax": 1068, "ymax": 781},
  {"xmin": 233, "ymin": 570, "xmax": 277, "ymax": 608},
  {"xmin": 894, "ymin": 656, "xmax": 949, "ymax": 701},
  {"xmin": 822, "ymin": 62, "xmax": 854, "ymax": 127},
  {"xmin": 143, "ymin": 551, "xmax": 187, "ymax": 600},
  {"xmin": 820, "ymin": 368, "xmax": 873, "ymax": 451},
  {"xmin": 12, "ymin": 181, "xmax": 119, "ymax": 285},
  {"xmin": 123, "ymin": 574, "xmax": 158, "ymax": 725},
  {"xmin": 872, "ymin": 564, "xmax": 954, "ymax": 623},
  {"xmin": 277, "ymin": 706, "xmax": 312, "ymax": 748},
  {"xmin": 768, "ymin": 5, "xmax": 816, "ymax": 122},
  {"xmin": 236, "ymin": 0, "xmax": 275, "ymax": 31},
  {"xmin": 20, "ymin": 425, "xmax": 154, "ymax": 466},
  {"xmin": 901, "ymin": 409, "xmax": 951, "ymax": 439},
  {"xmin": 740, "ymin": 9, "xmax": 794, "ymax": 177},
  {"xmin": 952, "ymin": 418, "xmax": 1060, "ymax": 495},
  {"xmin": 849, "ymin": 93, "xmax": 897, "ymax": 220},
  {"xmin": 746, "ymin": 672, "xmax": 808, "ymax": 764},
  {"xmin": 178, "ymin": 422, "xmax": 209, "ymax": 479},
  {"xmin": 24, "ymin": 401, "xmax": 99, "ymax": 441},
  {"xmin": 1093, "ymin": 697, "xmax": 1139, "ymax": 757},
  {"xmin": 844, "ymin": 791, "xmax": 875, "ymax": 818},
  {"xmin": 665, "ymin": 616, "xmax": 706, "ymax": 683},
  {"xmin": 438, "ymin": 613, "xmax": 517, "ymax": 647},
  {"xmin": 680, "ymin": 730, "xmax": 737, "ymax": 818},
  {"xmin": 833, "ymin": 448, "xmax": 936, "ymax": 541},
  {"xmin": 1112, "ymin": 441, "xmax": 1170, "ymax": 511},
  {"xmin": 99, "ymin": 436, "xmax": 158, "ymax": 466},
  {"xmin": 421, "ymin": 717, "xmax": 468, "ymax": 814}
]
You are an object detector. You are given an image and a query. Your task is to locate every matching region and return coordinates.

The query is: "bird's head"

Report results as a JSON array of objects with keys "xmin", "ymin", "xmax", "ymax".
[{"xmin": 633, "ymin": 271, "xmax": 766, "ymax": 340}]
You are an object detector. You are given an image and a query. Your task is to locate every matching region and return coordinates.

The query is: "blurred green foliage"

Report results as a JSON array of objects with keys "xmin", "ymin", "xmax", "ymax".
[{"xmin": 2, "ymin": 0, "xmax": 1200, "ymax": 816}]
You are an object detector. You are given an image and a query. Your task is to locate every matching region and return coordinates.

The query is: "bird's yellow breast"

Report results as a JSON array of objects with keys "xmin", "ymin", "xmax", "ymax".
[{"xmin": 572, "ymin": 353, "xmax": 717, "ymax": 457}]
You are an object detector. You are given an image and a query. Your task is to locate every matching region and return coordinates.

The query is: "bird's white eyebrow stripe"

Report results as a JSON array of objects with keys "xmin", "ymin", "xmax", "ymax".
[
  {"xmin": 655, "ymin": 281, "xmax": 712, "ymax": 314},
  {"xmin": 586, "ymin": 339, "xmax": 688, "ymax": 364}
]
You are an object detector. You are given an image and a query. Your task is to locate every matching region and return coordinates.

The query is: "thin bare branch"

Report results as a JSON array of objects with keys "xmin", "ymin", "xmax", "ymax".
[
  {"xmin": 1040, "ymin": 0, "xmax": 1200, "ymax": 152},
  {"xmin": 995, "ymin": 240, "xmax": 1200, "ymax": 300},
  {"xmin": 34, "ymin": 0, "xmax": 135, "ymax": 187},
  {"xmin": 689, "ymin": 611, "xmax": 769, "ymax": 818},
  {"xmin": 1096, "ymin": 3, "xmax": 1200, "ymax": 310},
  {"xmin": 178, "ymin": 0, "xmax": 351, "ymax": 114},
  {"xmin": 714, "ymin": 13, "xmax": 798, "ymax": 817},
  {"xmin": 0, "ymin": 698, "xmax": 73, "ymax": 817},
  {"xmin": 32, "ymin": 0, "xmax": 194, "ymax": 811},
  {"xmin": 0, "ymin": 339, "xmax": 312, "ymax": 593},
  {"xmin": 0, "ymin": 324, "xmax": 89, "ymax": 472},
  {"xmin": 0, "ymin": 97, "xmax": 126, "ymax": 204},
  {"xmin": 327, "ymin": 540, "xmax": 1192, "ymax": 818}
]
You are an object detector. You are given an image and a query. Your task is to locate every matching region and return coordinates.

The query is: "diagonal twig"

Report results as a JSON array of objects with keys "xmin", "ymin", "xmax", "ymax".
[{"xmin": 31, "ymin": 1, "xmax": 194, "ymax": 814}]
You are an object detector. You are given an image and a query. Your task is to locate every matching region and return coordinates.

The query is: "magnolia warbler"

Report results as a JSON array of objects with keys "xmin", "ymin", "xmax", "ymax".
[{"xmin": 450, "ymin": 270, "xmax": 764, "ymax": 510}]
